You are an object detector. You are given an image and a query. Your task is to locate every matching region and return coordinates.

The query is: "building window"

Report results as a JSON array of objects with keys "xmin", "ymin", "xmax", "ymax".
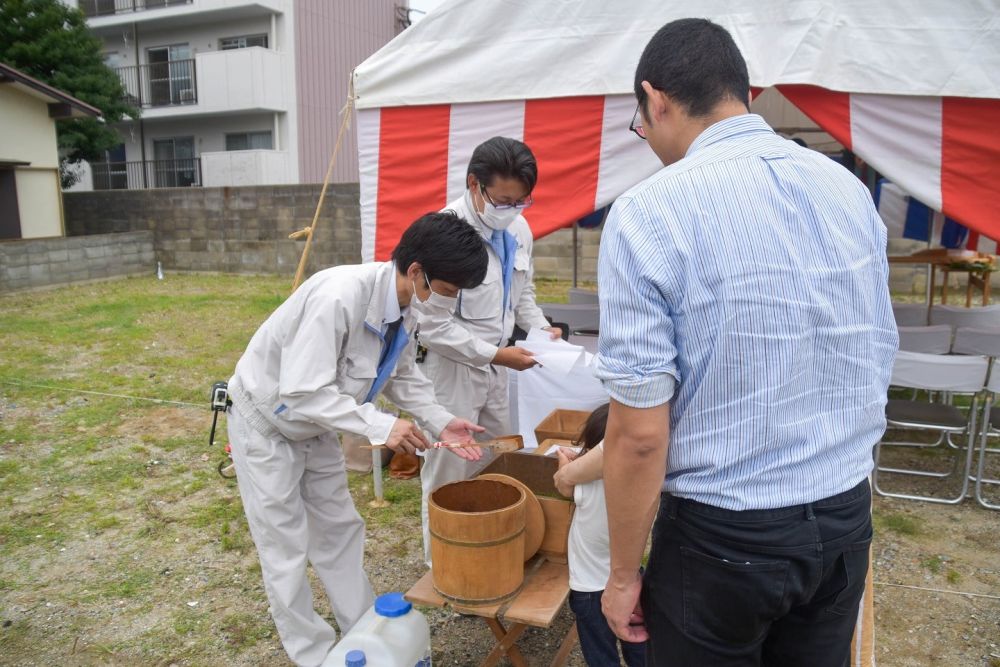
[
  {"xmin": 225, "ymin": 131, "xmax": 274, "ymax": 151},
  {"xmin": 220, "ymin": 34, "xmax": 269, "ymax": 50},
  {"xmin": 153, "ymin": 136, "xmax": 198, "ymax": 187}
]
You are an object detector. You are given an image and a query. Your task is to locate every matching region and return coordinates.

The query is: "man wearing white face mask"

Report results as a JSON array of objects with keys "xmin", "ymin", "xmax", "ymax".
[
  {"xmin": 226, "ymin": 212, "xmax": 489, "ymax": 667},
  {"xmin": 416, "ymin": 136, "xmax": 561, "ymax": 563}
]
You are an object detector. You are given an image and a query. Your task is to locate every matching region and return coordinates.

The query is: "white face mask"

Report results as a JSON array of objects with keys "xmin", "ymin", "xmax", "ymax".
[
  {"xmin": 466, "ymin": 189, "xmax": 521, "ymax": 231},
  {"xmin": 410, "ymin": 272, "xmax": 457, "ymax": 316}
]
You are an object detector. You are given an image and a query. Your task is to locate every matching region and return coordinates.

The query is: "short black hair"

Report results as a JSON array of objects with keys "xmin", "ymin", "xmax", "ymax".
[
  {"xmin": 466, "ymin": 136, "xmax": 538, "ymax": 193},
  {"xmin": 391, "ymin": 211, "xmax": 488, "ymax": 289},
  {"xmin": 634, "ymin": 18, "xmax": 750, "ymax": 118}
]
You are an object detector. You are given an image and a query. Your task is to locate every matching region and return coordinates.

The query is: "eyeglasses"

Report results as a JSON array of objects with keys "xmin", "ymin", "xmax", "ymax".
[
  {"xmin": 479, "ymin": 183, "xmax": 533, "ymax": 210},
  {"xmin": 629, "ymin": 104, "xmax": 646, "ymax": 140}
]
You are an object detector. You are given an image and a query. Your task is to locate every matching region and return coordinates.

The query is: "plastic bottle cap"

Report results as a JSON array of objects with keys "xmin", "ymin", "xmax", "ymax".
[
  {"xmin": 345, "ymin": 649, "xmax": 366, "ymax": 667},
  {"xmin": 374, "ymin": 592, "xmax": 412, "ymax": 618}
]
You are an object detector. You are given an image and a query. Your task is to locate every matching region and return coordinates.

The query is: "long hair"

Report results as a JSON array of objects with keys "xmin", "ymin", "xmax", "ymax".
[{"xmin": 572, "ymin": 403, "xmax": 609, "ymax": 453}]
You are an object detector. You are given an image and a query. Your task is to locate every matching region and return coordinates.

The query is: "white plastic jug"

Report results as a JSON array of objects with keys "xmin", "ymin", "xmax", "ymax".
[{"xmin": 323, "ymin": 592, "xmax": 431, "ymax": 667}]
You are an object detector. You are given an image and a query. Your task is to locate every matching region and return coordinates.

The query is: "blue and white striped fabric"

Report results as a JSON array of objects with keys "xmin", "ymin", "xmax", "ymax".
[{"xmin": 594, "ymin": 114, "xmax": 899, "ymax": 510}]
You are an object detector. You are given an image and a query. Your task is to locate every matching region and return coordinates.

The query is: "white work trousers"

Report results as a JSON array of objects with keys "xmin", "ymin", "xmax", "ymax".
[
  {"xmin": 228, "ymin": 405, "xmax": 374, "ymax": 667},
  {"xmin": 420, "ymin": 354, "xmax": 511, "ymax": 563}
]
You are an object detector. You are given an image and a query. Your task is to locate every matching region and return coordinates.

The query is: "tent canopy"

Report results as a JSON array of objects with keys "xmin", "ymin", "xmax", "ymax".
[{"xmin": 353, "ymin": 0, "xmax": 1000, "ymax": 260}]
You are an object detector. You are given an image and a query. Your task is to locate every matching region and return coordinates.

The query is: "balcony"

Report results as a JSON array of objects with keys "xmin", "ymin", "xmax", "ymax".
[
  {"xmin": 113, "ymin": 49, "xmax": 285, "ymax": 117},
  {"xmin": 116, "ymin": 59, "xmax": 197, "ymax": 109},
  {"xmin": 79, "ymin": 0, "xmax": 192, "ymax": 18},
  {"xmin": 201, "ymin": 150, "xmax": 291, "ymax": 187},
  {"xmin": 91, "ymin": 158, "xmax": 202, "ymax": 190},
  {"xmin": 81, "ymin": 0, "xmax": 289, "ymax": 32}
]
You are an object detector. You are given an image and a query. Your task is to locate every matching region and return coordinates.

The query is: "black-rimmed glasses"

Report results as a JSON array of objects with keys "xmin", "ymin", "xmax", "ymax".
[
  {"xmin": 629, "ymin": 104, "xmax": 647, "ymax": 140},
  {"xmin": 480, "ymin": 183, "xmax": 533, "ymax": 210}
]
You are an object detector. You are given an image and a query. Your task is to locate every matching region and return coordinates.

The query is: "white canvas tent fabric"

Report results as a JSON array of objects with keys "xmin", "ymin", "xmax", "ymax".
[{"xmin": 353, "ymin": 0, "xmax": 1000, "ymax": 261}]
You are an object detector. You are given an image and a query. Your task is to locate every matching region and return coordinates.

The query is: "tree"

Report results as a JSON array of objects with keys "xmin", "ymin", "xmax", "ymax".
[{"xmin": 0, "ymin": 0, "xmax": 139, "ymax": 186}]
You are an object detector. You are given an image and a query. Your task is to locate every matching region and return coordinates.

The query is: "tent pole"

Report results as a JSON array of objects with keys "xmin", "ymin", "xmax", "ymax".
[
  {"xmin": 572, "ymin": 222, "xmax": 578, "ymax": 288},
  {"xmin": 924, "ymin": 210, "xmax": 936, "ymax": 320}
]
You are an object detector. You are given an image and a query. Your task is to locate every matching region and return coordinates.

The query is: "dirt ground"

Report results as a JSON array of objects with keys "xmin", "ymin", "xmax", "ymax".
[
  {"xmin": 1, "ymin": 276, "xmax": 998, "ymax": 666},
  {"xmin": 2, "ymin": 404, "xmax": 998, "ymax": 666}
]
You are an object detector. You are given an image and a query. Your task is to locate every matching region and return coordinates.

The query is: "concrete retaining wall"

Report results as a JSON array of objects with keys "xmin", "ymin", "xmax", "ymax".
[
  {"xmin": 63, "ymin": 184, "xmax": 361, "ymax": 277},
  {"xmin": 0, "ymin": 231, "xmax": 154, "ymax": 293}
]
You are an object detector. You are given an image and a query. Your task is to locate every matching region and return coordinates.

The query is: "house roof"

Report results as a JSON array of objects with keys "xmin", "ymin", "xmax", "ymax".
[{"xmin": 0, "ymin": 62, "xmax": 102, "ymax": 119}]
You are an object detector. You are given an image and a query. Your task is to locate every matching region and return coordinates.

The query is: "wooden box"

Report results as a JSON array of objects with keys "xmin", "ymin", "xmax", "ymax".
[
  {"xmin": 533, "ymin": 408, "xmax": 591, "ymax": 444},
  {"xmin": 478, "ymin": 452, "xmax": 575, "ymax": 563}
]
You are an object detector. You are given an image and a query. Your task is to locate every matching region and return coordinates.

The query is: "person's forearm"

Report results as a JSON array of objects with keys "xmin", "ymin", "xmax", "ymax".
[
  {"xmin": 604, "ymin": 400, "xmax": 669, "ymax": 585},
  {"xmin": 556, "ymin": 446, "xmax": 604, "ymax": 487}
]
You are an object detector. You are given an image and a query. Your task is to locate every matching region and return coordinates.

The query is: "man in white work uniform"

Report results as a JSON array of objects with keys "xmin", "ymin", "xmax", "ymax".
[
  {"xmin": 416, "ymin": 136, "xmax": 561, "ymax": 562},
  {"xmin": 226, "ymin": 212, "xmax": 488, "ymax": 667}
]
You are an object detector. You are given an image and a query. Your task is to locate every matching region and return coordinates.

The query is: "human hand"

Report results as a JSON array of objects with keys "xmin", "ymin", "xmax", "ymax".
[
  {"xmin": 556, "ymin": 446, "xmax": 579, "ymax": 464},
  {"xmin": 553, "ymin": 448, "xmax": 578, "ymax": 496},
  {"xmin": 602, "ymin": 570, "xmax": 647, "ymax": 643},
  {"xmin": 385, "ymin": 418, "xmax": 430, "ymax": 454},
  {"xmin": 437, "ymin": 418, "xmax": 486, "ymax": 461},
  {"xmin": 492, "ymin": 346, "xmax": 539, "ymax": 371},
  {"xmin": 543, "ymin": 326, "xmax": 563, "ymax": 340}
]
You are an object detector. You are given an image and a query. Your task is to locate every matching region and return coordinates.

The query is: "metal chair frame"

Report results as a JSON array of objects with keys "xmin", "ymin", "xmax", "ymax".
[{"xmin": 874, "ymin": 351, "xmax": 989, "ymax": 505}]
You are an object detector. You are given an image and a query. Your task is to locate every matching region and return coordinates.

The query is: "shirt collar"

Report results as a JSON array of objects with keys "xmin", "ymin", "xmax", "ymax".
[
  {"xmin": 685, "ymin": 113, "xmax": 774, "ymax": 158},
  {"xmin": 384, "ymin": 262, "xmax": 403, "ymax": 324}
]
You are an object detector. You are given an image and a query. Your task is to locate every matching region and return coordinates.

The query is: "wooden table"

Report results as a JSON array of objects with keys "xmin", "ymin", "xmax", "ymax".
[
  {"xmin": 405, "ymin": 556, "xmax": 578, "ymax": 667},
  {"xmin": 888, "ymin": 250, "xmax": 996, "ymax": 307}
]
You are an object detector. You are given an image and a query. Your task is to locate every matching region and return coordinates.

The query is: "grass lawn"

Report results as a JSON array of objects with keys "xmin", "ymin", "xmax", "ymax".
[
  {"xmin": 1, "ymin": 274, "xmax": 997, "ymax": 666},
  {"xmin": 0, "ymin": 273, "xmax": 596, "ymax": 665}
]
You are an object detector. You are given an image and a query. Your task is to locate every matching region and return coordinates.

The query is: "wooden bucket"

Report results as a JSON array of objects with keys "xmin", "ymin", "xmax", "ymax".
[{"xmin": 429, "ymin": 479, "xmax": 526, "ymax": 606}]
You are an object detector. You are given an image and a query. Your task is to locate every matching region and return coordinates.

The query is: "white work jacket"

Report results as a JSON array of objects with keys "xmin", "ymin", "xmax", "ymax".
[
  {"xmin": 230, "ymin": 262, "xmax": 453, "ymax": 444},
  {"xmin": 416, "ymin": 194, "xmax": 550, "ymax": 367}
]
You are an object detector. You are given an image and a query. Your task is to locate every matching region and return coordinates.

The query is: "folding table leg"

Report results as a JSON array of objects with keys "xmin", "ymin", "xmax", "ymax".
[
  {"xmin": 482, "ymin": 618, "xmax": 528, "ymax": 667},
  {"xmin": 549, "ymin": 622, "xmax": 579, "ymax": 667}
]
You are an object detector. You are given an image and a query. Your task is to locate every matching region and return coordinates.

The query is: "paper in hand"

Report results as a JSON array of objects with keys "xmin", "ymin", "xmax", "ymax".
[{"xmin": 518, "ymin": 329, "xmax": 589, "ymax": 376}]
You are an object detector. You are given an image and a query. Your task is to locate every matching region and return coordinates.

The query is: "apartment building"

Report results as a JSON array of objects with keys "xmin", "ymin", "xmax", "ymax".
[{"xmin": 65, "ymin": 0, "xmax": 403, "ymax": 190}]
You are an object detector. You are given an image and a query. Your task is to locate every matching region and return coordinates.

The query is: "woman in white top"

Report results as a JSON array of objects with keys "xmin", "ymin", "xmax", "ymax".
[{"xmin": 555, "ymin": 404, "xmax": 646, "ymax": 666}]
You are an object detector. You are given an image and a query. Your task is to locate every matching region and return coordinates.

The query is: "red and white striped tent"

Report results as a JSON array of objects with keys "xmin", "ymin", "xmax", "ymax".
[{"xmin": 353, "ymin": 0, "xmax": 1000, "ymax": 261}]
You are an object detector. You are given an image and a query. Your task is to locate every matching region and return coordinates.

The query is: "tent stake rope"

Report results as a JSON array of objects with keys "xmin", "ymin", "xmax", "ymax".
[
  {"xmin": 873, "ymin": 580, "xmax": 1000, "ymax": 601},
  {"xmin": 1, "ymin": 378, "xmax": 203, "ymax": 409}
]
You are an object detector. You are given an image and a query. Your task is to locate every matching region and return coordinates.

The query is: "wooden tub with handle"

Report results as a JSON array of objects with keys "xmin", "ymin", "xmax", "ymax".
[{"xmin": 428, "ymin": 478, "xmax": 526, "ymax": 605}]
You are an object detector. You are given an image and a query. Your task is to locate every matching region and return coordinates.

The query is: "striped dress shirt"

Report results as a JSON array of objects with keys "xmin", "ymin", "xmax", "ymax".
[{"xmin": 594, "ymin": 114, "xmax": 898, "ymax": 510}]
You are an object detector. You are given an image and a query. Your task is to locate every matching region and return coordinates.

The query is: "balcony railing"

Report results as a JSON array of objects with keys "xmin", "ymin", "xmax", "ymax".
[
  {"xmin": 79, "ymin": 0, "xmax": 192, "ymax": 18},
  {"xmin": 92, "ymin": 158, "xmax": 202, "ymax": 190},
  {"xmin": 115, "ymin": 60, "xmax": 197, "ymax": 108}
]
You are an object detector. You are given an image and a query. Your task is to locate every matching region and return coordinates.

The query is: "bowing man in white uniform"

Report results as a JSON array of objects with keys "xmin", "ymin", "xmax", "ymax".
[
  {"xmin": 226, "ymin": 212, "xmax": 488, "ymax": 667},
  {"xmin": 416, "ymin": 137, "xmax": 562, "ymax": 562}
]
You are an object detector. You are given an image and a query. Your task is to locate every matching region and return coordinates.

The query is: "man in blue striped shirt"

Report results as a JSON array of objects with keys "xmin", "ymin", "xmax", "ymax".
[{"xmin": 595, "ymin": 19, "xmax": 898, "ymax": 666}]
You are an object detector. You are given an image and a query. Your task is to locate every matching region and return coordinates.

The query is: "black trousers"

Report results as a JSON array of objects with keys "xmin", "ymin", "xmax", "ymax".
[
  {"xmin": 570, "ymin": 589, "xmax": 646, "ymax": 667},
  {"xmin": 642, "ymin": 480, "xmax": 872, "ymax": 667}
]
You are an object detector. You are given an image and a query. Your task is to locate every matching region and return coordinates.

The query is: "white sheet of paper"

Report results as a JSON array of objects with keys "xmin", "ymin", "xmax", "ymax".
[
  {"xmin": 518, "ymin": 329, "xmax": 587, "ymax": 376},
  {"xmin": 546, "ymin": 445, "xmax": 582, "ymax": 457}
]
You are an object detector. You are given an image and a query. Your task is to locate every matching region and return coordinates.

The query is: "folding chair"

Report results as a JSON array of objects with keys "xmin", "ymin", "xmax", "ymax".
[
  {"xmin": 874, "ymin": 351, "xmax": 989, "ymax": 504},
  {"xmin": 880, "ymin": 326, "xmax": 954, "ymax": 448},
  {"xmin": 929, "ymin": 304, "xmax": 1000, "ymax": 329},
  {"xmin": 892, "ymin": 303, "xmax": 929, "ymax": 327},
  {"xmin": 953, "ymin": 326, "xmax": 1000, "ymax": 510},
  {"xmin": 974, "ymin": 372, "xmax": 1000, "ymax": 509},
  {"xmin": 897, "ymin": 325, "xmax": 952, "ymax": 354}
]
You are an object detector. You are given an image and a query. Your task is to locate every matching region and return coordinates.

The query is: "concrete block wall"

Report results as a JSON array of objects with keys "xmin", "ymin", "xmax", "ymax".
[
  {"xmin": 57, "ymin": 186, "xmax": 981, "ymax": 297},
  {"xmin": 63, "ymin": 184, "xmax": 362, "ymax": 276},
  {"xmin": 532, "ymin": 226, "xmax": 602, "ymax": 282},
  {"xmin": 0, "ymin": 231, "xmax": 154, "ymax": 293}
]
